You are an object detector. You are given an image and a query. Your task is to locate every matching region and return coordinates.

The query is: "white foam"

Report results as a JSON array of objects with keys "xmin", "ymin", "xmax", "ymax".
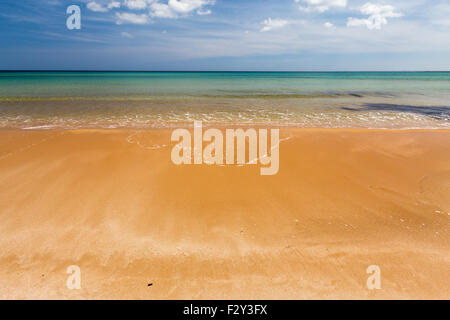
[{"xmin": 22, "ymin": 125, "xmax": 58, "ymax": 130}]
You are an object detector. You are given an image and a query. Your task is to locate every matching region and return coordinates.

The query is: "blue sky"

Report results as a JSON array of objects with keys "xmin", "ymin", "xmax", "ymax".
[{"xmin": 0, "ymin": 0, "xmax": 449, "ymax": 70}]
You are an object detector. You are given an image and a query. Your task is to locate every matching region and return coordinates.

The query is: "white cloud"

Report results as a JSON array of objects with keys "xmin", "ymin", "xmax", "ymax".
[
  {"xmin": 87, "ymin": 0, "xmax": 216, "ymax": 24},
  {"xmin": 169, "ymin": 0, "xmax": 213, "ymax": 14},
  {"xmin": 149, "ymin": 0, "xmax": 214, "ymax": 18},
  {"xmin": 115, "ymin": 0, "xmax": 216, "ymax": 19},
  {"xmin": 108, "ymin": 1, "xmax": 121, "ymax": 9},
  {"xmin": 149, "ymin": 3, "xmax": 178, "ymax": 18},
  {"xmin": 116, "ymin": 12, "xmax": 150, "ymax": 24},
  {"xmin": 295, "ymin": 0, "xmax": 347, "ymax": 13},
  {"xmin": 347, "ymin": 2, "xmax": 402, "ymax": 30},
  {"xmin": 87, "ymin": 1, "xmax": 109, "ymax": 12},
  {"xmin": 120, "ymin": 31, "xmax": 134, "ymax": 38},
  {"xmin": 197, "ymin": 9, "xmax": 211, "ymax": 15},
  {"xmin": 324, "ymin": 21, "xmax": 335, "ymax": 28},
  {"xmin": 87, "ymin": 1, "xmax": 121, "ymax": 12},
  {"xmin": 260, "ymin": 18, "xmax": 290, "ymax": 32},
  {"xmin": 88, "ymin": 0, "xmax": 215, "ymax": 23},
  {"xmin": 123, "ymin": 0, "xmax": 153, "ymax": 10}
]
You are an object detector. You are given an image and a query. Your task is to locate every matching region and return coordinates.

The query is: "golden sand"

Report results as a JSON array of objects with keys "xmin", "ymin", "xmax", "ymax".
[{"xmin": 0, "ymin": 128, "xmax": 449, "ymax": 299}]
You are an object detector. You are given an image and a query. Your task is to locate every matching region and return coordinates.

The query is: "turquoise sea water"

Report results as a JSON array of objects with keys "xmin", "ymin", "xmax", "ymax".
[
  {"xmin": 0, "ymin": 72, "xmax": 449, "ymax": 129},
  {"xmin": 1, "ymin": 71, "xmax": 450, "ymax": 97}
]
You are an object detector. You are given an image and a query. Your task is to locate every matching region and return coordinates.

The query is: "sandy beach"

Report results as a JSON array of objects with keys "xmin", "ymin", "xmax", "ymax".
[{"xmin": 0, "ymin": 128, "xmax": 449, "ymax": 299}]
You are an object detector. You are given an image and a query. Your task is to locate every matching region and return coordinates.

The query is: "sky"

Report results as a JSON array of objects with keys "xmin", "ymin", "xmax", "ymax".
[{"xmin": 0, "ymin": 0, "xmax": 449, "ymax": 71}]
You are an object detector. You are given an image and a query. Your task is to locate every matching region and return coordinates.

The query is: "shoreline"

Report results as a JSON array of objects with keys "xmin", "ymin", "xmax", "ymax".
[{"xmin": 3, "ymin": 127, "xmax": 450, "ymax": 132}]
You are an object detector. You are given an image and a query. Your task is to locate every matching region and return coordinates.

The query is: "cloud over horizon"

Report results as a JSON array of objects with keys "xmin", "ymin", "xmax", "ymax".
[{"xmin": 347, "ymin": 2, "xmax": 402, "ymax": 30}]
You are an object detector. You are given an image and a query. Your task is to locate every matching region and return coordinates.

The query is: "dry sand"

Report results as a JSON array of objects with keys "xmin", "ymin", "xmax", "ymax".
[{"xmin": 0, "ymin": 128, "xmax": 449, "ymax": 299}]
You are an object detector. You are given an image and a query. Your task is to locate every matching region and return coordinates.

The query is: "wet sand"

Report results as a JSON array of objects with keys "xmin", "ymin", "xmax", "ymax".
[{"xmin": 0, "ymin": 128, "xmax": 449, "ymax": 299}]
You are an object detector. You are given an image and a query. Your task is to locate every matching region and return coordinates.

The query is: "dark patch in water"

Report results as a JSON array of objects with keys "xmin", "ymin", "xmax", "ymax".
[{"xmin": 342, "ymin": 103, "xmax": 450, "ymax": 120}]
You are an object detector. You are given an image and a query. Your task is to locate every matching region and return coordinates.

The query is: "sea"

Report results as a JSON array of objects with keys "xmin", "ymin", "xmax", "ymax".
[{"xmin": 0, "ymin": 71, "xmax": 449, "ymax": 129}]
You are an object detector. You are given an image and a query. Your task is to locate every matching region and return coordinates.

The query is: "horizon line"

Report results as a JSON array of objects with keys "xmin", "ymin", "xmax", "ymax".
[{"xmin": 1, "ymin": 70, "xmax": 450, "ymax": 73}]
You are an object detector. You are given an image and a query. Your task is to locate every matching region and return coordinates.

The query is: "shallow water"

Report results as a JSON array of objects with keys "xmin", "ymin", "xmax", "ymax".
[{"xmin": 0, "ymin": 72, "xmax": 449, "ymax": 129}]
